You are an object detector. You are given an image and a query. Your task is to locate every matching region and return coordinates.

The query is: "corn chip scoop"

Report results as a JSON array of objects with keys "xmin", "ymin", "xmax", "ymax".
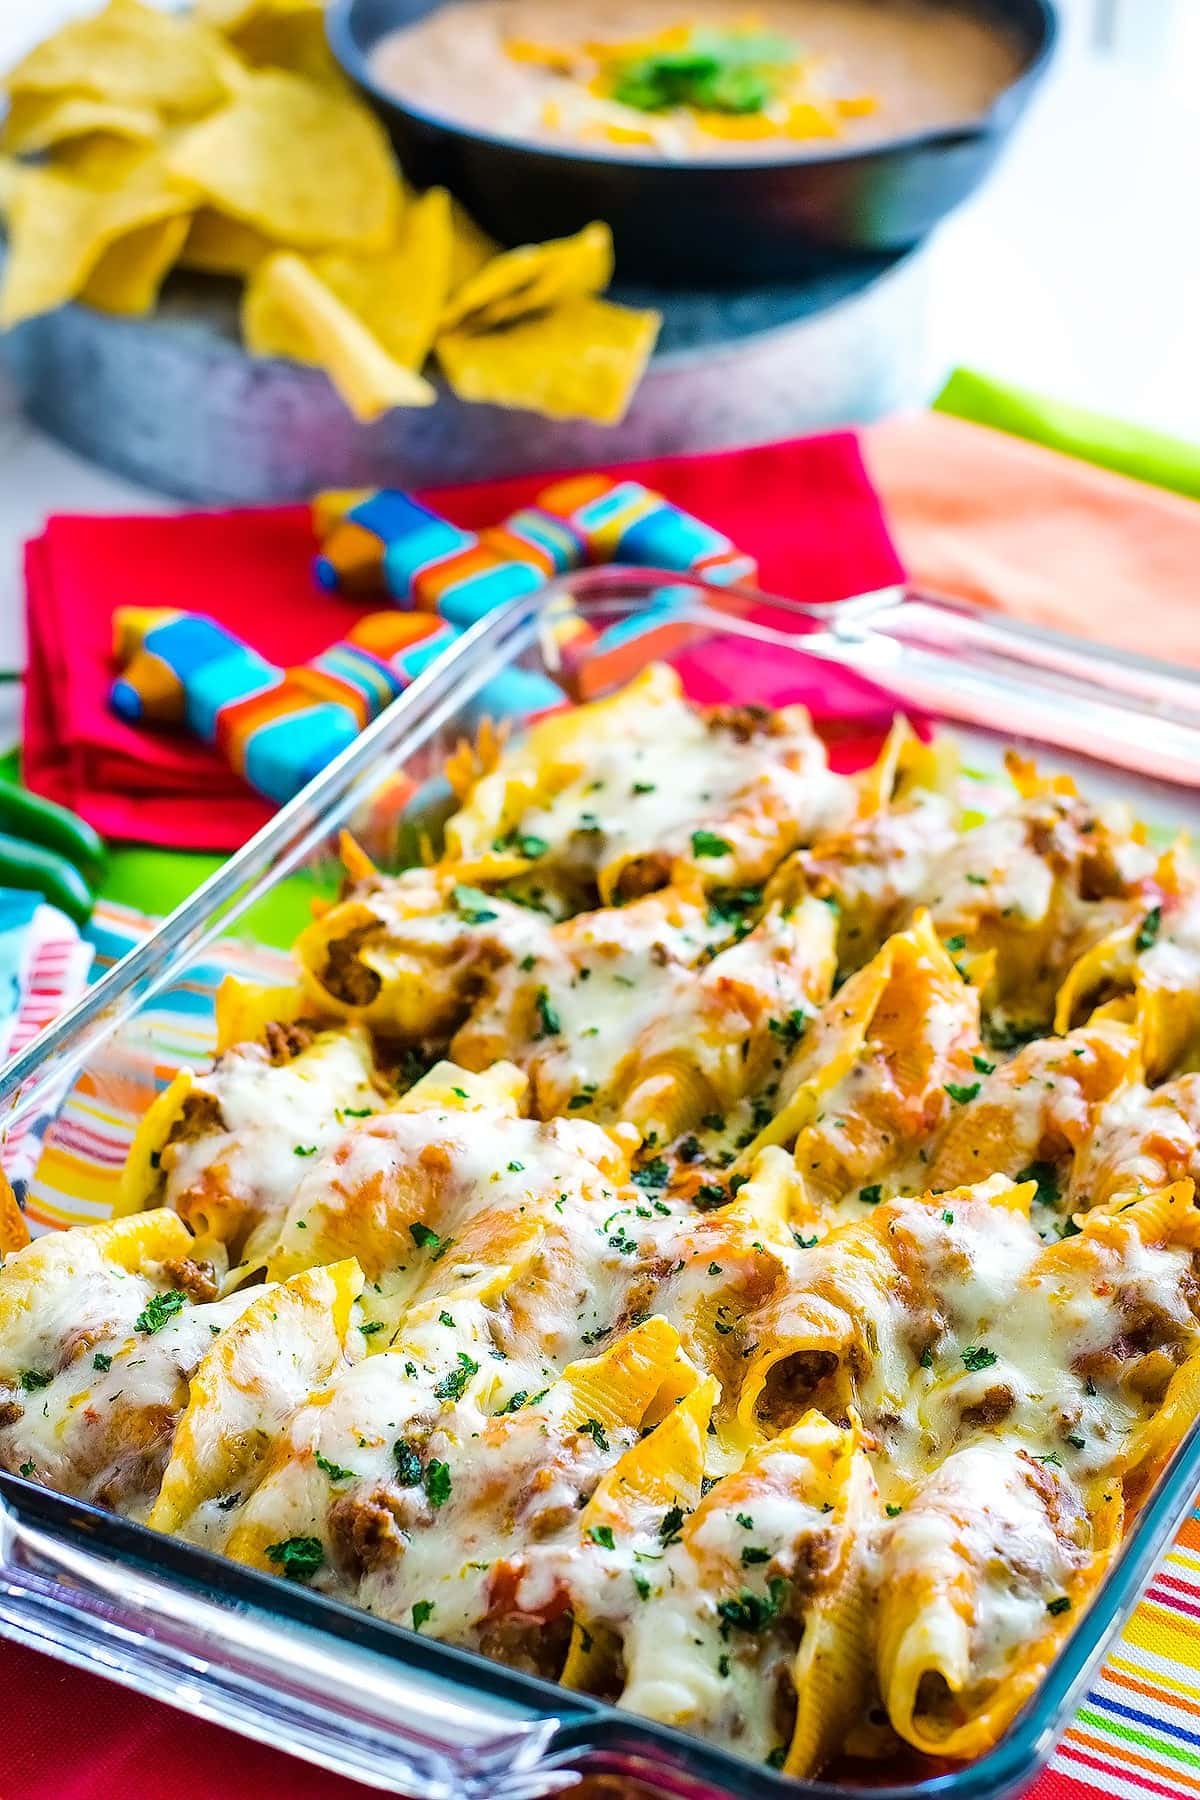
[{"xmin": 0, "ymin": 0, "xmax": 660, "ymax": 423}]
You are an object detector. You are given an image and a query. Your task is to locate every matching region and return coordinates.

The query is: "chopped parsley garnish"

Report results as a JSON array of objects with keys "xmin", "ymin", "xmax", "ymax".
[
  {"xmin": 1135, "ymin": 905, "xmax": 1162, "ymax": 953},
  {"xmin": 452, "ymin": 884, "xmax": 499, "ymax": 924},
  {"xmin": 434, "ymin": 1351, "xmax": 479, "ymax": 1402},
  {"xmin": 315, "ymin": 1453, "xmax": 356, "ymax": 1484},
  {"xmin": 519, "ymin": 953, "xmax": 536, "ymax": 972},
  {"xmin": 885, "ymin": 1504, "xmax": 904, "ymax": 1518},
  {"xmin": 741, "ymin": 1546, "xmax": 771, "ymax": 1566},
  {"xmin": 361, "ymin": 1320, "xmax": 385, "ymax": 1335},
  {"xmin": 701, "ymin": 1113, "xmax": 726, "ymax": 1132},
  {"xmin": 589, "ymin": 1524, "xmax": 616, "ymax": 1550},
  {"xmin": 567, "ymin": 1088, "xmax": 596, "ymax": 1111},
  {"xmin": 944, "ymin": 1081, "xmax": 981, "ymax": 1104},
  {"xmin": 691, "ymin": 829, "xmax": 733, "ymax": 859},
  {"xmin": 945, "ymin": 934, "xmax": 967, "ymax": 953},
  {"xmin": 518, "ymin": 833, "xmax": 548, "ymax": 859},
  {"xmin": 92, "ymin": 1352, "xmax": 113, "ymax": 1372},
  {"xmin": 793, "ymin": 1232, "xmax": 818, "ymax": 1249},
  {"xmin": 393, "ymin": 1439, "xmax": 423, "ymax": 1485},
  {"xmin": 507, "ymin": 1160, "xmax": 525, "ymax": 1173},
  {"xmin": 18, "ymin": 1369, "xmax": 51, "ymax": 1391},
  {"xmin": 1038, "ymin": 1451, "xmax": 1064, "ymax": 1467},
  {"xmin": 717, "ymin": 1577, "xmax": 788, "ymax": 1636},
  {"xmin": 633, "ymin": 1572, "xmax": 652, "ymax": 1600},
  {"xmin": 438, "ymin": 1311, "xmax": 455, "ymax": 1328},
  {"xmin": 735, "ymin": 1512, "xmax": 754, "ymax": 1529},
  {"xmin": 972, "ymin": 1053, "xmax": 996, "ymax": 1074},
  {"xmin": 412, "ymin": 1599, "xmax": 435, "ymax": 1629},
  {"xmin": 265, "ymin": 1536, "xmax": 324, "ymax": 1581},
  {"xmin": 409, "ymin": 1221, "xmax": 441, "ymax": 1252},
  {"xmin": 293, "ymin": 1144, "xmax": 317, "ymax": 1157},
  {"xmin": 341, "ymin": 1105, "xmax": 374, "ymax": 1118},
  {"xmin": 767, "ymin": 1009, "xmax": 808, "ymax": 1048},
  {"xmin": 134, "ymin": 1290, "xmax": 187, "ymax": 1335},
  {"xmin": 612, "ymin": 30, "xmax": 794, "ymax": 117},
  {"xmin": 659, "ymin": 1504, "xmax": 685, "ymax": 1545},
  {"xmin": 919, "ymin": 1346, "xmax": 934, "ymax": 1369},
  {"xmin": 578, "ymin": 1417, "xmax": 610, "ymax": 1452},
  {"xmin": 1065, "ymin": 1434, "xmax": 1086, "ymax": 1450},
  {"xmin": 423, "ymin": 1459, "xmax": 452, "ymax": 1508},
  {"xmin": 633, "ymin": 1157, "xmax": 670, "ymax": 1191},
  {"xmin": 497, "ymin": 1390, "xmax": 529, "ymax": 1415},
  {"xmin": 706, "ymin": 886, "xmax": 763, "ymax": 936},
  {"xmin": 632, "ymin": 780, "xmax": 656, "ymax": 794},
  {"xmin": 534, "ymin": 989, "xmax": 561, "ymax": 1038},
  {"xmin": 1046, "ymin": 1595, "xmax": 1072, "ymax": 1616},
  {"xmin": 19, "ymin": 1459, "xmax": 35, "ymax": 1476},
  {"xmin": 859, "ymin": 1184, "xmax": 883, "ymax": 1207},
  {"xmin": 695, "ymin": 1183, "xmax": 728, "ymax": 1210},
  {"xmin": 961, "ymin": 1345, "xmax": 997, "ymax": 1372},
  {"xmin": 1016, "ymin": 1161, "xmax": 1060, "ymax": 1208},
  {"xmin": 942, "ymin": 1210, "xmax": 955, "ymax": 1225}
]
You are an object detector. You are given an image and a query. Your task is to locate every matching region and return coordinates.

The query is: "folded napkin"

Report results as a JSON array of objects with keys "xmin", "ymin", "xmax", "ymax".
[
  {"xmin": 863, "ymin": 409, "xmax": 1200, "ymax": 665},
  {"xmin": 23, "ymin": 431, "xmax": 903, "ymax": 852},
  {"xmin": 935, "ymin": 365, "xmax": 1200, "ymax": 502}
]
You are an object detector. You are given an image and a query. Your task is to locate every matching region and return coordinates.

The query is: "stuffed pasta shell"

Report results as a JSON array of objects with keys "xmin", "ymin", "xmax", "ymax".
[{"xmin": 442, "ymin": 663, "xmax": 852, "ymax": 905}]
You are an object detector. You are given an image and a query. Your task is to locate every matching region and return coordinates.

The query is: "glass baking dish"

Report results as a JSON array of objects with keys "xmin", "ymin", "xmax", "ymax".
[{"xmin": 4, "ymin": 571, "xmax": 1200, "ymax": 1800}]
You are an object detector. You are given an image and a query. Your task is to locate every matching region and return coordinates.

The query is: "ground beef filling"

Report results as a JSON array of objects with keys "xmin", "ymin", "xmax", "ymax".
[
  {"xmin": 322, "ymin": 925, "xmax": 383, "ymax": 1007},
  {"xmin": 262, "ymin": 1018, "xmax": 319, "ymax": 1063}
]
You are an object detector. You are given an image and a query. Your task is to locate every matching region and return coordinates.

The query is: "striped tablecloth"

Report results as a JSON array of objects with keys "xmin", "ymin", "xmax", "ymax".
[{"xmin": 8, "ymin": 900, "xmax": 1200, "ymax": 1800}]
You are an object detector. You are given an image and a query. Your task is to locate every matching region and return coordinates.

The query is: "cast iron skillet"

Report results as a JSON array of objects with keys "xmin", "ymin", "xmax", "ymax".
[{"xmin": 328, "ymin": 0, "xmax": 1058, "ymax": 283}]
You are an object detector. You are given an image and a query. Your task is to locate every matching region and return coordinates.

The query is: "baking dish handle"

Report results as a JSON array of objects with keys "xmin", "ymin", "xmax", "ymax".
[{"xmin": 0, "ymin": 1491, "xmax": 581, "ymax": 1799}]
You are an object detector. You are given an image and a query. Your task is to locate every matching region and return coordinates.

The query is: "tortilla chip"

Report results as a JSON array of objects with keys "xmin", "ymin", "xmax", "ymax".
[
  {"xmin": 0, "ymin": 153, "xmax": 195, "ymax": 327},
  {"xmin": 196, "ymin": 0, "xmax": 310, "ymax": 27},
  {"xmin": 164, "ymin": 70, "xmax": 402, "ymax": 252},
  {"xmin": 441, "ymin": 221, "xmax": 614, "ymax": 332},
  {"xmin": 229, "ymin": 6, "xmax": 345, "ymax": 87},
  {"xmin": 4, "ymin": 0, "xmax": 241, "ymax": 118},
  {"xmin": 180, "ymin": 207, "xmax": 275, "ymax": 276},
  {"xmin": 244, "ymin": 252, "xmax": 437, "ymax": 420},
  {"xmin": 81, "ymin": 211, "xmax": 192, "ymax": 315},
  {"xmin": 0, "ymin": 91, "xmax": 161, "ymax": 156},
  {"xmin": 448, "ymin": 197, "xmax": 500, "ymax": 292},
  {"xmin": 308, "ymin": 186, "xmax": 453, "ymax": 371},
  {"xmin": 437, "ymin": 296, "xmax": 659, "ymax": 424}
]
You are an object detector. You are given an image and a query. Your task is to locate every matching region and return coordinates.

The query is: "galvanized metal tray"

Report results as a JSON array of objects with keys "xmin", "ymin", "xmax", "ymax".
[{"xmin": 0, "ymin": 247, "xmax": 928, "ymax": 503}]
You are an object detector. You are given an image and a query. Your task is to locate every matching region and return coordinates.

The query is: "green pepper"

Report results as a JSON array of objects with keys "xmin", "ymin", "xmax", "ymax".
[
  {"xmin": 0, "ymin": 831, "xmax": 94, "ymax": 925},
  {"xmin": 0, "ymin": 782, "xmax": 105, "ymax": 884}
]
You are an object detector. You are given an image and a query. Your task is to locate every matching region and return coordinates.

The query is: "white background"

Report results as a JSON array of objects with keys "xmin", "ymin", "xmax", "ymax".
[{"xmin": 0, "ymin": 0, "xmax": 1197, "ymax": 739}]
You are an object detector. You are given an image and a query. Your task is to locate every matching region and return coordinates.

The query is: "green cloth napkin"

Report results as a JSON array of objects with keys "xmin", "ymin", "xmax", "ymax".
[{"xmin": 934, "ymin": 367, "xmax": 1200, "ymax": 503}]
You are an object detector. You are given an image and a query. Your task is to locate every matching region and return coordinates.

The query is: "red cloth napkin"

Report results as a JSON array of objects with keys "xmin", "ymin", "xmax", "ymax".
[{"xmin": 23, "ymin": 432, "xmax": 904, "ymax": 850}]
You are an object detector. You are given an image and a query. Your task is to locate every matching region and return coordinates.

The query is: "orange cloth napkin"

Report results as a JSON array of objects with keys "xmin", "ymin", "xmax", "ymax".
[{"xmin": 863, "ymin": 410, "xmax": 1200, "ymax": 663}]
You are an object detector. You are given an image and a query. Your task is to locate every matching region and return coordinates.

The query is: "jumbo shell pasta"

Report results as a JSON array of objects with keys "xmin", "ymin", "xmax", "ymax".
[{"xmin": 8, "ymin": 665, "xmax": 1200, "ymax": 1778}]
